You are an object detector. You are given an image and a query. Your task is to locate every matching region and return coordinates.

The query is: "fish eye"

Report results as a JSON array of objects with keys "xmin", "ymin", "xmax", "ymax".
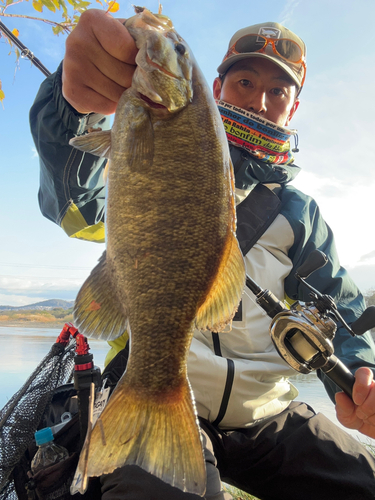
[{"xmin": 175, "ymin": 43, "xmax": 186, "ymax": 55}]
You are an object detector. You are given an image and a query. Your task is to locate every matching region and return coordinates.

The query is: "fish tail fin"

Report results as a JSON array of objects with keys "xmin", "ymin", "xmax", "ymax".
[{"xmin": 76, "ymin": 376, "xmax": 206, "ymax": 496}]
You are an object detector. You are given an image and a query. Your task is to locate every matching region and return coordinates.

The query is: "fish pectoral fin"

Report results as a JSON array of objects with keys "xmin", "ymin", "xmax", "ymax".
[
  {"xmin": 78, "ymin": 376, "xmax": 206, "ymax": 496},
  {"xmin": 73, "ymin": 251, "xmax": 129, "ymax": 341},
  {"xmin": 70, "ymin": 130, "xmax": 112, "ymax": 158},
  {"xmin": 195, "ymin": 232, "xmax": 245, "ymax": 332}
]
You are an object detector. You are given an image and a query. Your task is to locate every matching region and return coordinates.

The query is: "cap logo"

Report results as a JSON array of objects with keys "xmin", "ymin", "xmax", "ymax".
[{"xmin": 258, "ymin": 27, "xmax": 281, "ymax": 40}]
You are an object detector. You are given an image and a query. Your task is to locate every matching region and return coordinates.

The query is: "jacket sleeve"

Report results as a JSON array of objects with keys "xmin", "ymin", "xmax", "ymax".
[
  {"xmin": 29, "ymin": 62, "xmax": 110, "ymax": 243},
  {"xmin": 282, "ymin": 186, "xmax": 375, "ymax": 402}
]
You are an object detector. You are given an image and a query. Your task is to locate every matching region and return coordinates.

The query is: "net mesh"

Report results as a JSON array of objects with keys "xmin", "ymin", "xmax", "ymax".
[{"xmin": 0, "ymin": 337, "xmax": 76, "ymax": 499}]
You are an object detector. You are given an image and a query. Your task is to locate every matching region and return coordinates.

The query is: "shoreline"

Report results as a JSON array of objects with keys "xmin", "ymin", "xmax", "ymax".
[
  {"xmin": 1, "ymin": 322, "xmax": 374, "ymax": 341},
  {"xmin": 0, "ymin": 321, "xmax": 67, "ymax": 329}
]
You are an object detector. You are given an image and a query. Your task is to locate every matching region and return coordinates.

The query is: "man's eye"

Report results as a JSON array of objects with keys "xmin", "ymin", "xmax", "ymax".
[
  {"xmin": 240, "ymin": 79, "xmax": 251, "ymax": 86},
  {"xmin": 272, "ymin": 88, "xmax": 285, "ymax": 96}
]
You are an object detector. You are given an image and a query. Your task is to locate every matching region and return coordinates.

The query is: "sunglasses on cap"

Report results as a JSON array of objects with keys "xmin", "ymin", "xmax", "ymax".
[{"xmin": 224, "ymin": 34, "xmax": 306, "ymax": 88}]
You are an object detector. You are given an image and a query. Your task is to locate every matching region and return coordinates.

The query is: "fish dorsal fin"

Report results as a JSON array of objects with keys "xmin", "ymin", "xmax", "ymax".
[
  {"xmin": 195, "ymin": 232, "xmax": 245, "ymax": 332},
  {"xmin": 70, "ymin": 130, "xmax": 112, "ymax": 158},
  {"xmin": 73, "ymin": 251, "xmax": 129, "ymax": 341}
]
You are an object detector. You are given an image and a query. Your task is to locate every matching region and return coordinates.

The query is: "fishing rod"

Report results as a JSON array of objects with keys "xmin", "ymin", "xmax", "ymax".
[
  {"xmin": 246, "ymin": 249, "xmax": 375, "ymax": 399},
  {"xmin": 0, "ymin": 19, "xmax": 51, "ymax": 77}
]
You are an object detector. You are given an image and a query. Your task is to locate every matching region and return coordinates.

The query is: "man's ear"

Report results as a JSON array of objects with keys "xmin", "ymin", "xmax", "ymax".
[
  {"xmin": 285, "ymin": 98, "xmax": 300, "ymax": 126},
  {"xmin": 213, "ymin": 77, "xmax": 222, "ymax": 100}
]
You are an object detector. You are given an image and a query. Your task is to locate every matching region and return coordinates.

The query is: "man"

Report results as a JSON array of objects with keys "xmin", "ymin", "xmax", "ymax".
[{"xmin": 30, "ymin": 9, "xmax": 375, "ymax": 500}]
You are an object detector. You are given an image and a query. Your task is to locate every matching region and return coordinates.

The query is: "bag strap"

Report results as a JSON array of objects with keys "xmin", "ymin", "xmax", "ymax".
[
  {"xmin": 209, "ymin": 184, "xmax": 282, "ymax": 427},
  {"xmin": 236, "ymin": 182, "xmax": 282, "ymax": 256}
]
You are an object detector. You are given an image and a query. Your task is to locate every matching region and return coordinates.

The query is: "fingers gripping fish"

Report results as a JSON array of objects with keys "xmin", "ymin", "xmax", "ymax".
[{"xmin": 69, "ymin": 7, "xmax": 245, "ymax": 496}]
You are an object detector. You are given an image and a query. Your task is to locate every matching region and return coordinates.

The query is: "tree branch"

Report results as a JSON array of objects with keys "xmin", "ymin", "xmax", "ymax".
[
  {"xmin": 0, "ymin": 12, "xmax": 72, "ymax": 34},
  {"xmin": 2, "ymin": 0, "xmax": 25, "ymax": 15}
]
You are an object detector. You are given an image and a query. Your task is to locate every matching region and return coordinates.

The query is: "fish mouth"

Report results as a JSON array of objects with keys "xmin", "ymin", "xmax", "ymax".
[
  {"xmin": 139, "ymin": 93, "xmax": 167, "ymax": 109},
  {"xmin": 146, "ymin": 53, "xmax": 178, "ymax": 79}
]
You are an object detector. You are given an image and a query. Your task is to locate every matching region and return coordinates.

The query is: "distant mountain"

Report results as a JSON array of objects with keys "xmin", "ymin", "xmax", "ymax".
[{"xmin": 0, "ymin": 299, "xmax": 74, "ymax": 311}]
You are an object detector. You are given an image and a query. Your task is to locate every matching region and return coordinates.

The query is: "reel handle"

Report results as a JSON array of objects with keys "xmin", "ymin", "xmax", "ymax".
[
  {"xmin": 351, "ymin": 306, "xmax": 375, "ymax": 336},
  {"xmin": 296, "ymin": 250, "xmax": 328, "ymax": 279}
]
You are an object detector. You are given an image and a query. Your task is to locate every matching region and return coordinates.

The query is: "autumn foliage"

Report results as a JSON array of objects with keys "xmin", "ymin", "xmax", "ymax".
[{"xmin": 0, "ymin": 0, "xmax": 120, "ymax": 104}]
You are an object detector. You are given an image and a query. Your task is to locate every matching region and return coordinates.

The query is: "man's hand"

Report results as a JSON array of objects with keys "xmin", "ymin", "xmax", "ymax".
[
  {"xmin": 62, "ymin": 9, "xmax": 138, "ymax": 115},
  {"xmin": 335, "ymin": 367, "xmax": 375, "ymax": 439}
]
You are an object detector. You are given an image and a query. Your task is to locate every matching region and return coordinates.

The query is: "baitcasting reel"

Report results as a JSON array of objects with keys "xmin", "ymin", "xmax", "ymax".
[{"xmin": 246, "ymin": 250, "xmax": 375, "ymax": 398}]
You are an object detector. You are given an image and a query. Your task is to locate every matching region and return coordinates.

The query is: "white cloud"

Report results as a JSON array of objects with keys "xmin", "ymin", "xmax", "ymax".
[
  {"xmin": 292, "ymin": 170, "xmax": 375, "ymax": 292},
  {"xmin": 0, "ymin": 276, "xmax": 81, "ymax": 306},
  {"xmin": 0, "ymin": 276, "xmax": 82, "ymax": 291},
  {"xmin": 346, "ymin": 262, "xmax": 375, "ymax": 295},
  {"xmin": 279, "ymin": 0, "xmax": 301, "ymax": 25},
  {"xmin": 293, "ymin": 55, "xmax": 375, "ymax": 185},
  {"xmin": 0, "ymin": 293, "xmax": 50, "ymax": 307},
  {"xmin": 360, "ymin": 250, "xmax": 375, "ymax": 263}
]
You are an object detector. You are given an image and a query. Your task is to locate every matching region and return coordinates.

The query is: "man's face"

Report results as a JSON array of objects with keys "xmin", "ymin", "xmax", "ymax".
[{"xmin": 213, "ymin": 58, "xmax": 299, "ymax": 126}]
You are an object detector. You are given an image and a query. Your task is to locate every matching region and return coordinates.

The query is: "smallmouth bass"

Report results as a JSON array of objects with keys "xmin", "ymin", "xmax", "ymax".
[{"xmin": 69, "ymin": 6, "xmax": 245, "ymax": 496}]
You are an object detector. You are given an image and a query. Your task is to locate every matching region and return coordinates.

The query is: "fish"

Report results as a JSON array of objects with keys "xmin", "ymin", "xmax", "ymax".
[{"xmin": 69, "ymin": 6, "xmax": 245, "ymax": 497}]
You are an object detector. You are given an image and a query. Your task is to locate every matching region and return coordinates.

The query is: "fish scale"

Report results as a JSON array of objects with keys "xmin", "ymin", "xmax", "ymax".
[{"xmin": 69, "ymin": 6, "xmax": 245, "ymax": 496}]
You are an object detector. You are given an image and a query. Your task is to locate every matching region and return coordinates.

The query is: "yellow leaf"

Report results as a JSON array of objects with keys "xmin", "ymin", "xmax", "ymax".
[
  {"xmin": 11, "ymin": 28, "xmax": 19, "ymax": 37},
  {"xmin": 32, "ymin": 0, "xmax": 43, "ymax": 12},
  {"xmin": 0, "ymin": 89, "xmax": 5, "ymax": 102},
  {"xmin": 107, "ymin": 1, "xmax": 119, "ymax": 12},
  {"xmin": 41, "ymin": 0, "xmax": 56, "ymax": 12}
]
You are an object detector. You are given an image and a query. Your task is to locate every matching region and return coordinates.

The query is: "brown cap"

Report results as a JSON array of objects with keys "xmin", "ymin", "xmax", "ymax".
[{"xmin": 217, "ymin": 22, "xmax": 306, "ymax": 90}]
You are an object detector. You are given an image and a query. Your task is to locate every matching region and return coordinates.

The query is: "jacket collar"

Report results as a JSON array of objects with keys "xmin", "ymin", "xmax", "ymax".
[{"xmin": 230, "ymin": 145, "xmax": 301, "ymax": 190}]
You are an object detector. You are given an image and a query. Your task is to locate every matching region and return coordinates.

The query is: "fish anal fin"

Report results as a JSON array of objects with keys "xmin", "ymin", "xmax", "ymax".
[
  {"xmin": 196, "ymin": 232, "xmax": 245, "ymax": 332},
  {"xmin": 75, "ymin": 377, "xmax": 206, "ymax": 496},
  {"xmin": 70, "ymin": 130, "xmax": 112, "ymax": 158},
  {"xmin": 73, "ymin": 251, "xmax": 129, "ymax": 341}
]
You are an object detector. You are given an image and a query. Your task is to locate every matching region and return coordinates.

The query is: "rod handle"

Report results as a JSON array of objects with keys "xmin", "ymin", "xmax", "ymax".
[{"xmin": 321, "ymin": 355, "xmax": 355, "ymax": 399}]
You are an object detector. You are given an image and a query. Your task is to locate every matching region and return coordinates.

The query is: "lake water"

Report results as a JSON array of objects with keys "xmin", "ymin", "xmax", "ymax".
[{"xmin": 0, "ymin": 325, "xmax": 372, "ymax": 446}]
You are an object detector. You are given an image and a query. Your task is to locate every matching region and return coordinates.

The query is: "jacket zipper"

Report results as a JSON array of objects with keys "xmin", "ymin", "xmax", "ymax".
[{"xmin": 211, "ymin": 332, "xmax": 235, "ymax": 426}]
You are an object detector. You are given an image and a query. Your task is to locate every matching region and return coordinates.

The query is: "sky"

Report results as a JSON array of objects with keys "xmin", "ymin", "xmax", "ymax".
[{"xmin": 0, "ymin": 0, "xmax": 375, "ymax": 307}]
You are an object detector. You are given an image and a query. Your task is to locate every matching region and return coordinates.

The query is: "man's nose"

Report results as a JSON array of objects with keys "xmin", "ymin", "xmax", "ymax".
[{"xmin": 246, "ymin": 91, "xmax": 267, "ymax": 115}]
